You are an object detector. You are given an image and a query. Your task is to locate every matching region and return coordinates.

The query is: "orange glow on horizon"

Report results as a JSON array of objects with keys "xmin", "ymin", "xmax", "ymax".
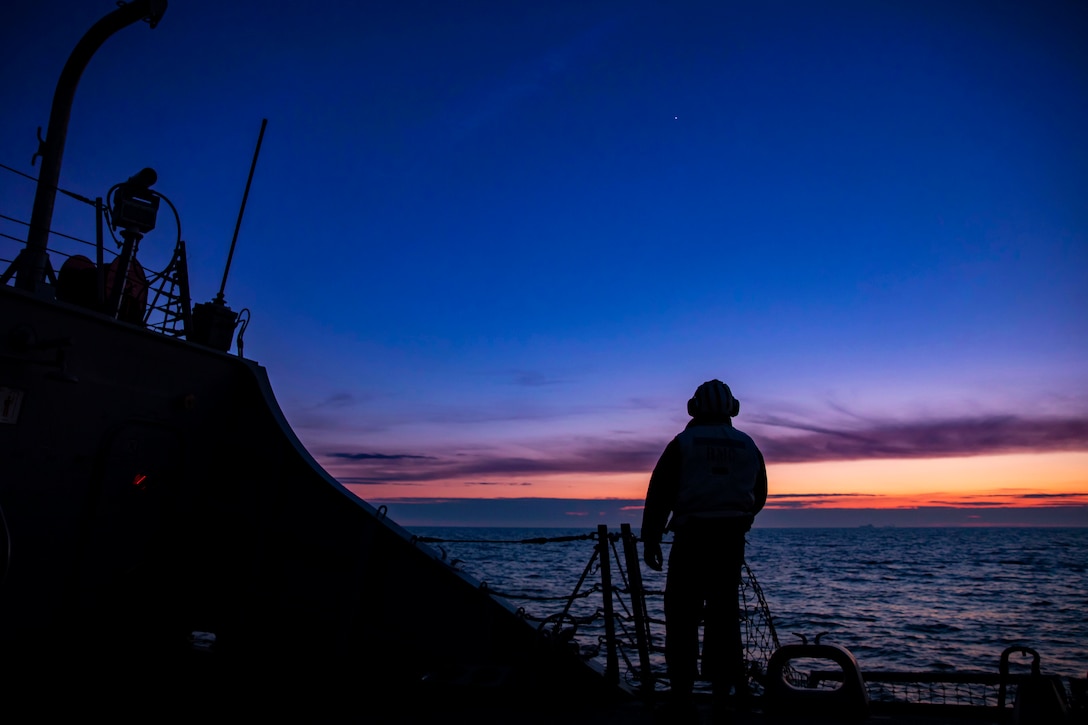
[
  {"xmin": 766, "ymin": 452, "xmax": 1088, "ymax": 511},
  {"xmin": 762, "ymin": 490, "xmax": 1088, "ymax": 510},
  {"xmin": 343, "ymin": 451, "xmax": 1088, "ymax": 512}
]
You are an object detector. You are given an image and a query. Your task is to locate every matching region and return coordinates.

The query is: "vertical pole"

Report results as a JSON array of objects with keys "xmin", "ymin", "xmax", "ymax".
[
  {"xmin": 107, "ymin": 230, "xmax": 140, "ymax": 319},
  {"xmin": 597, "ymin": 524, "xmax": 618, "ymax": 684},
  {"xmin": 621, "ymin": 523, "xmax": 655, "ymax": 695},
  {"xmin": 216, "ymin": 118, "xmax": 267, "ymax": 304},
  {"xmin": 95, "ymin": 197, "xmax": 104, "ymax": 306},
  {"xmin": 176, "ymin": 241, "xmax": 193, "ymax": 335}
]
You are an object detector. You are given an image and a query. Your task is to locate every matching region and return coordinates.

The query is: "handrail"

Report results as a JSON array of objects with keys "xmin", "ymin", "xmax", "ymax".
[
  {"xmin": 620, "ymin": 523, "xmax": 655, "ymax": 695},
  {"xmin": 598, "ymin": 524, "xmax": 619, "ymax": 684}
]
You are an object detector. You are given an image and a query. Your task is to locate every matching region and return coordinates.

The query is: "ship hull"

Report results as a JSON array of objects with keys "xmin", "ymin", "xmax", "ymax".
[{"xmin": 0, "ymin": 285, "xmax": 616, "ymax": 715}]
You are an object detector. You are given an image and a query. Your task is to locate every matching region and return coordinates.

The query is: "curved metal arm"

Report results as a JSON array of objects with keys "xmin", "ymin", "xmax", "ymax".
[{"xmin": 16, "ymin": 0, "xmax": 167, "ymax": 294}]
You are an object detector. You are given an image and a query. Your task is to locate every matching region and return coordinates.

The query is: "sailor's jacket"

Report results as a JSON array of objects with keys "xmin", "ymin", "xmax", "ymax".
[{"xmin": 641, "ymin": 416, "xmax": 768, "ymax": 545}]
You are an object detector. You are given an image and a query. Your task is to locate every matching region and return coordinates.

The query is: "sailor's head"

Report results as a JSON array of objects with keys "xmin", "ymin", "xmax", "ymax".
[{"xmin": 687, "ymin": 379, "xmax": 740, "ymax": 419}]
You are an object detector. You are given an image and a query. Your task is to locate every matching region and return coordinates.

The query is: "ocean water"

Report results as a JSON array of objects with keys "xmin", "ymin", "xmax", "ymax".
[{"xmin": 410, "ymin": 526, "xmax": 1087, "ymax": 680}]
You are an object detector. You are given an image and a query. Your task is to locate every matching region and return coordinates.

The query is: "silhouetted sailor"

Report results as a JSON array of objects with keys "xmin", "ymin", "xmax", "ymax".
[{"xmin": 641, "ymin": 379, "xmax": 768, "ymax": 711}]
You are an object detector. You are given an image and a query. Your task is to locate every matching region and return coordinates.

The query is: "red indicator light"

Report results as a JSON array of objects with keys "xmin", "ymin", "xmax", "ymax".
[{"xmin": 132, "ymin": 473, "xmax": 148, "ymax": 490}]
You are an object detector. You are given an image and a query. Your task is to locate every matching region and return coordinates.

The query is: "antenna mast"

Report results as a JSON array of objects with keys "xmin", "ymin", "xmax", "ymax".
[{"xmin": 217, "ymin": 117, "xmax": 267, "ymax": 303}]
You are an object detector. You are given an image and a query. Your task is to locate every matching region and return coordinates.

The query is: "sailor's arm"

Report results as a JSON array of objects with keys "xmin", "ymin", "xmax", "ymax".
[
  {"xmin": 641, "ymin": 439, "xmax": 681, "ymax": 570},
  {"xmin": 752, "ymin": 447, "xmax": 768, "ymax": 515}
]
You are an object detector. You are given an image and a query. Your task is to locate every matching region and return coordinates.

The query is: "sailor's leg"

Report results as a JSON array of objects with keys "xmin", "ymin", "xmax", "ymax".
[
  {"xmin": 665, "ymin": 534, "xmax": 702, "ymax": 699},
  {"xmin": 703, "ymin": 525, "xmax": 748, "ymax": 700}
]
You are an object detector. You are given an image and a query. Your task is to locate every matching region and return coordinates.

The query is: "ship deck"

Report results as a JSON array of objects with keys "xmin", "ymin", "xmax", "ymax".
[{"xmin": 340, "ymin": 697, "xmax": 1010, "ymax": 724}]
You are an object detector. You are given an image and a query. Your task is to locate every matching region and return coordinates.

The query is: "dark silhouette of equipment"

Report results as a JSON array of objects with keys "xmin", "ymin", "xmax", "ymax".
[{"xmin": 191, "ymin": 118, "xmax": 266, "ymax": 352}]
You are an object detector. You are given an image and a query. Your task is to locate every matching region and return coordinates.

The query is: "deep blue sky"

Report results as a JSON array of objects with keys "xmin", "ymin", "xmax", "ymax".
[{"xmin": 2, "ymin": 1, "xmax": 1086, "ymax": 526}]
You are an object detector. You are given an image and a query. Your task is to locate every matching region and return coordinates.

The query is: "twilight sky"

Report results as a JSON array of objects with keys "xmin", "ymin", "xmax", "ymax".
[{"xmin": 2, "ymin": 1, "xmax": 1086, "ymax": 527}]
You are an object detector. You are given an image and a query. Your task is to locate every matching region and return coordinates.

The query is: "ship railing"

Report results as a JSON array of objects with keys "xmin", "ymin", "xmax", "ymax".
[
  {"xmin": 412, "ymin": 522, "xmax": 785, "ymax": 697},
  {"xmin": 1, "ymin": 161, "xmax": 193, "ymax": 338},
  {"xmin": 806, "ymin": 665, "xmax": 1082, "ymax": 719},
  {"xmin": 412, "ymin": 525, "xmax": 1086, "ymax": 717}
]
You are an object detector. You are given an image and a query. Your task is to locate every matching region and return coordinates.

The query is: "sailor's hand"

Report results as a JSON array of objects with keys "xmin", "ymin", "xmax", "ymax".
[{"xmin": 644, "ymin": 541, "xmax": 663, "ymax": 571}]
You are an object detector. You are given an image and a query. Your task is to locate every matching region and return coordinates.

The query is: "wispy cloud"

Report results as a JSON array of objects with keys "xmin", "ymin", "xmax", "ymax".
[
  {"xmin": 338, "ymin": 478, "xmax": 424, "ymax": 487},
  {"xmin": 463, "ymin": 481, "xmax": 534, "ymax": 487},
  {"xmin": 323, "ymin": 438, "xmax": 660, "ymax": 483},
  {"xmin": 761, "ymin": 490, "xmax": 1088, "ymax": 511},
  {"xmin": 753, "ymin": 414, "xmax": 1088, "ymax": 463},
  {"xmin": 448, "ymin": 18, "xmax": 619, "ymax": 138},
  {"xmin": 331, "ymin": 452, "xmax": 435, "ymax": 461},
  {"xmin": 769, "ymin": 493, "xmax": 879, "ymax": 499},
  {"xmin": 995, "ymin": 492, "xmax": 1088, "ymax": 506},
  {"xmin": 323, "ymin": 413, "xmax": 1088, "ymax": 484},
  {"xmin": 764, "ymin": 493, "xmax": 881, "ymax": 510},
  {"xmin": 507, "ymin": 369, "xmax": 570, "ymax": 387},
  {"xmin": 311, "ymin": 392, "xmax": 356, "ymax": 410}
]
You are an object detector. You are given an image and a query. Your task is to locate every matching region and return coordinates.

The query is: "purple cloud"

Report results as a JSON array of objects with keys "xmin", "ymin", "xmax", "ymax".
[
  {"xmin": 753, "ymin": 414, "xmax": 1088, "ymax": 463},
  {"xmin": 332, "ymin": 452, "xmax": 435, "ymax": 461},
  {"xmin": 323, "ymin": 414, "xmax": 1088, "ymax": 484}
]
